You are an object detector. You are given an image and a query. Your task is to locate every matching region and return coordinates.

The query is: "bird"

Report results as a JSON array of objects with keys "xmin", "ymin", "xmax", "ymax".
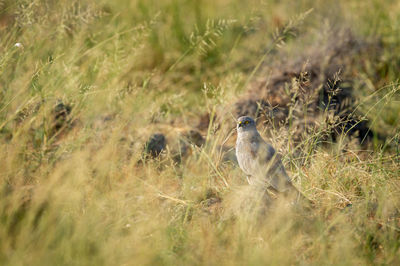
[{"xmin": 235, "ymin": 116, "xmax": 306, "ymax": 203}]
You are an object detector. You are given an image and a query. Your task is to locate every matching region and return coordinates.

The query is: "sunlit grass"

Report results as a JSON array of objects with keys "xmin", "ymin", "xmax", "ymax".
[{"xmin": 1, "ymin": 0, "xmax": 400, "ymax": 265}]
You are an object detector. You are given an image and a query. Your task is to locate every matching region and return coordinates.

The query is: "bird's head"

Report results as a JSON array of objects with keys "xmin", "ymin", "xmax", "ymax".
[{"xmin": 237, "ymin": 116, "xmax": 256, "ymax": 133}]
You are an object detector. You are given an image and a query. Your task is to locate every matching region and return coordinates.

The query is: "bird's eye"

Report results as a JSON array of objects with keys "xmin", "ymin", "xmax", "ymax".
[{"xmin": 244, "ymin": 121, "xmax": 249, "ymax": 124}]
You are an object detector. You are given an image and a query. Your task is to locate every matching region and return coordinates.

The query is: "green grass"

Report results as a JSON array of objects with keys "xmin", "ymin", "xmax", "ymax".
[{"xmin": 1, "ymin": 0, "xmax": 400, "ymax": 265}]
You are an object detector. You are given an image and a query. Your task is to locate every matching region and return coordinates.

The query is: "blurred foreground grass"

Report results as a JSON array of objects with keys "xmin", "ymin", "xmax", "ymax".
[{"xmin": 1, "ymin": 0, "xmax": 400, "ymax": 265}]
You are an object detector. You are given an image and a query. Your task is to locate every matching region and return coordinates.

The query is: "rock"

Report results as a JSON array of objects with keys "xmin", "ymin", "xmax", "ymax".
[
  {"xmin": 197, "ymin": 113, "xmax": 211, "ymax": 131},
  {"xmin": 52, "ymin": 101, "xmax": 72, "ymax": 131},
  {"xmin": 184, "ymin": 130, "xmax": 205, "ymax": 147},
  {"xmin": 144, "ymin": 133, "xmax": 166, "ymax": 158},
  {"xmin": 171, "ymin": 130, "xmax": 205, "ymax": 162}
]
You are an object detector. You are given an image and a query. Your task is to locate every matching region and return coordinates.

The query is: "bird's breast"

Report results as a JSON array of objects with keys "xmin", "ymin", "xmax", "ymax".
[{"xmin": 236, "ymin": 139, "xmax": 257, "ymax": 176}]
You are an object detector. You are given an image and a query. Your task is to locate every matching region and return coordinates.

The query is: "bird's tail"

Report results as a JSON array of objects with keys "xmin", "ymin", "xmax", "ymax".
[
  {"xmin": 284, "ymin": 184, "xmax": 314, "ymax": 207},
  {"xmin": 268, "ymin": 183, "xmax": 314, "ymax": 207}
]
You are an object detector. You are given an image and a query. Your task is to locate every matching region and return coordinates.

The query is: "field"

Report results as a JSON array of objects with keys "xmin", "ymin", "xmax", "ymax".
[{"xmin": 1, "ymin": 0, "xmax": 400, "ymax": 265}]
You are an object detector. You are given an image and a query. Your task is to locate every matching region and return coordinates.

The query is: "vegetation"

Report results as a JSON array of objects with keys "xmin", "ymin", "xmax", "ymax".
[{"xmin": 1, "ymin": 0, "xmax": 400, "ymax": 265}]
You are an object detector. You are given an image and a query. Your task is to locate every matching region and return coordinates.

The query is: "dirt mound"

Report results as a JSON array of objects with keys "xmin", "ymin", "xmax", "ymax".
[{"xmin": 234, "ymin": 29, "xmax": 377, "ymax": 144}]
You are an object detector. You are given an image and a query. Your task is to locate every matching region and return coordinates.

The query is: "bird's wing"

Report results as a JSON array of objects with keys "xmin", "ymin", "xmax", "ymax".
[
  {"xmin": 251, "ymin": 137, "xmax": 293, "ymax": 192},
  {"xmin": 245, "ymin": 135, "xmax": 305, "ymax": 201}
]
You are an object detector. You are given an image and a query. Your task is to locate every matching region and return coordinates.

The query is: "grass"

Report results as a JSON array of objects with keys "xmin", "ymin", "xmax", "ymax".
[{"xmin": 1, "ymin": 0, "xmax": 400, "ymax": 265}]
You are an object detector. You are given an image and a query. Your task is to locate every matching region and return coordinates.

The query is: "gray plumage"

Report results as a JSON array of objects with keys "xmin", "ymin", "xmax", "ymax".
[{"xmin": 236, "ymin": 116, "xmax": 303, "ymax": 200}]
